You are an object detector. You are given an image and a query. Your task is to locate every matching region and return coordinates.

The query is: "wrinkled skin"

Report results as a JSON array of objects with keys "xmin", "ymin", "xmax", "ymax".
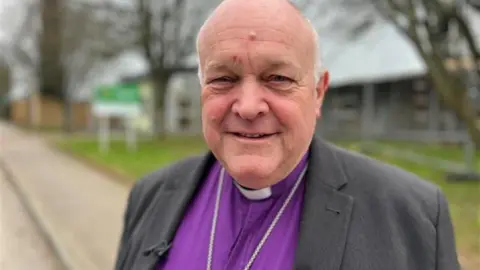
[{"xmin": 198, "ymin": 0, "xmax": 329, "ymax": 189}]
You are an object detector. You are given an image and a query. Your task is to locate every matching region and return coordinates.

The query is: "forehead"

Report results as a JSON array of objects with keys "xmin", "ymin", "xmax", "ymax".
[
  {"xmin": 198, "ymin": 6, "xmax": 314, "ymax": 72},
  {"xmin": 208, "ymin": 29, "xmax": 298, "ymax": 59},
  {"xmin": 200, "ymin": 26, "xmax": 311, "ymax": 73}
]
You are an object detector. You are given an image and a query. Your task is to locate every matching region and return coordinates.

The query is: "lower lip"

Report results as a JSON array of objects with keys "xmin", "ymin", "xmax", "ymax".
[{"xmin": 230, "ymin": 133, "xmax": 277, "ymax": 142}]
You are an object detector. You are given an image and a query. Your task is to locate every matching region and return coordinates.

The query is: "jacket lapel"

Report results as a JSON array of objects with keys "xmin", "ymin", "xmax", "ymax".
[
  {"xmin": 294, "ymin": 138, "xmax": 354, "ymax": 270},
  {"xmin": 131, "ymin": 153, "xmax": 216, "ymax": 270}
]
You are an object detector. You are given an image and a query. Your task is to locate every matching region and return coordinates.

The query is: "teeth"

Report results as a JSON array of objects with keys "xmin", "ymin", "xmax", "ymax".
[{"xmin": 241, "ymin": 133, "xmax": 264, "ymax": 138}]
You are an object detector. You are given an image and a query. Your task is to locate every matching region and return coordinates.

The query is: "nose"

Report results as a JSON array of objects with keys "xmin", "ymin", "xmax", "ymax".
[{"xmin": 231, "ymin": 80, "xmax": 269, "ymax": 120}]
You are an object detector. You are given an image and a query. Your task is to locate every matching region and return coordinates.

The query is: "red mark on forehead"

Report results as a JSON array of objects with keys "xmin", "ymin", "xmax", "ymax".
[{"xmin": 248, "ymin": 31, "xmax": 257, "ymax": 41}]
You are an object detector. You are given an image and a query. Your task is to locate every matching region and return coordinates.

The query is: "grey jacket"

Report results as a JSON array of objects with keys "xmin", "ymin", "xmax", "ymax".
[{"xmin": 114, "ymin": 137, "xmax": 460, "ymax": 270}]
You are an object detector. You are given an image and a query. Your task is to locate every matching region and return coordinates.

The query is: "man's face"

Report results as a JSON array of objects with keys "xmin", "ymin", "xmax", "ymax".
[{"xmin": 198, "ymin": 3, "xmax": 329, "ymax": 188}]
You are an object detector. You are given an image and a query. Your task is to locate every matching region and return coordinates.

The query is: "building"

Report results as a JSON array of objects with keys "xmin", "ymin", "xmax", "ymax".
[{"xmin": 316, "ymin": 14, "xmax": 480, "ymax": 143}]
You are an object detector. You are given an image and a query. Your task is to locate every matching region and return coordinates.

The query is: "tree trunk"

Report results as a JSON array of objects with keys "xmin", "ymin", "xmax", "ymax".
[
  {"xmin": 425, "ymin": 53, "xmax": 480, "ymax": 145},
  {"xmin": 40, "ymin": 0, "xmax": 63, "ymax": 99},
  {"xmin": 63, "ymin": 94, "xmax": 73, "ymax": 133},
  {"xmin": 0, "ymin": 65, "xmax": 10, "ymax": 119},
  {"xmin": 41, "ymin": 0, "xmax": 71, "ymax": 132},
  {"xmin": 151, "ymin": 70, "xmax": 172, "ymax": 138},
  {"xmin": 434, "ymin": 81, "xmax": 480, "ymax": 144}
]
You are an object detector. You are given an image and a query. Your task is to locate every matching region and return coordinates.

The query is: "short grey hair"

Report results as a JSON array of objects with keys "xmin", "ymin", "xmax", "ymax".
[
  {"xmin": 308, "ymin": 19, "xmax": 323, "ymax": 83},
  {"xmin": 196, "ymin": 10, "xmax": 323, "ymax": 84}
]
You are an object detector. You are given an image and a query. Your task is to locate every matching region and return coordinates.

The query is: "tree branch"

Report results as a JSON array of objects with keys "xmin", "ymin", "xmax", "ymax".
[
  {"xmin": 139, "ymin": 0, "xmax": 154, "ymax": 65},
  {"xmin": 157, "ymin": 8, "xmax": 170, "ymax": 68},
  {"xmin": 67, "ymin": 1, "xmax": 136, "ymax": 16},
  {"xmin": 467, "ymin": 0, "xmax": 480, "ymax": 12},
  {"xmin": 453, "ymin": 8, "xmax": 480, "ymax": 71},
  {"xmin": 167, "ymin": 0, "xmax": 188, "ymax": 63},
  {"xmin": 10, "ymin": 2, "xmax": 39, "ymax": 67},
  {"xmin": 370, "ymin": 0, "xmax": 409, "ymax": 35}
]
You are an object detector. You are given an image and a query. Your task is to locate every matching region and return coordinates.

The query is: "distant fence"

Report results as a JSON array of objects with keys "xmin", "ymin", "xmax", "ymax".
[
  {"xmin": 359, "ymin": 142, "xmax": 469, "ymax": 173},
  {"xmin": 318, "ymin": 126, "xmax": 469, "ymax": 144}
]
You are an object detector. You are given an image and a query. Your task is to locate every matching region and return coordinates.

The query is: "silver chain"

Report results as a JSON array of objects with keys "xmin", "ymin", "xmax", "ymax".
[
  {"xmin": 207, "ymin": 167, "xmax": 225, "ymax": 270},
  {"xmin": 207, "ymin": 165, "xmax": 308, "ymax": 270}
]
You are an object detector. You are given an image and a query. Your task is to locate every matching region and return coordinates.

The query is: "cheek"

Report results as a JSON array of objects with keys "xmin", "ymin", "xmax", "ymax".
[
  {"xmin": 271, "ymin": 97, "xmax": 317, "ymax": 132},
  {"xmin": 202, "ymin": 97, "xmax": 231, "ymax": 152},
  {"xmin": 202, "ymin": 94, "xmax": 231, "ymax": 130}
]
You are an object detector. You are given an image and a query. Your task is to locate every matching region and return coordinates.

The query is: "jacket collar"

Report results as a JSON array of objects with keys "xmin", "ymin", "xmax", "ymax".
[
  {"xmin": 294, "ymin": 136, "xmax": 354, "ymax": 270},
  {"xmin": 130, "ymin": 153, "xmax": 215, "ymax": 269}
]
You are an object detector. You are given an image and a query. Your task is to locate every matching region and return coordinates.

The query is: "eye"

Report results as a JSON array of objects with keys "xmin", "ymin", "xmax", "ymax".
[
  {"xmin": 207, "ymin": 76, "xmax": 236, "ymax": 85},
  {"xmin": 208, "ymin": 76, "xmax": 236, "ymax": 84},
  {"xmin": 268, "ymin": 75, "xmax": 292, "ymax": 82},
  {"xmin": 266, "ymin": 75, "xmax": 294, "ymax": 91},
  {"xmin": 206, "ymin": 76, "xmax": 237, "ymax": 91}
]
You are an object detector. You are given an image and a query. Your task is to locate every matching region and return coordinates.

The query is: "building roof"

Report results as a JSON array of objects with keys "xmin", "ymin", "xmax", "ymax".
[{"xmin": 324, "ymin": 21, "xmax": 427, "ymax": 87}]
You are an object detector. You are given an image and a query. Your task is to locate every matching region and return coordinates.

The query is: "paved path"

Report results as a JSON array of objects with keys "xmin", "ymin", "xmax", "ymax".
[
  {"xmin": 0, "ymin": 123, "xmax": 130, "ymax": 270},
  {"xmin": 0, "ymin": 168, "xmax": 63, "ymax": 270}
]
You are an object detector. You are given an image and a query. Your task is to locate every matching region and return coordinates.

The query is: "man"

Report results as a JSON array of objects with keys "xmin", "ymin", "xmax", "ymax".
[{"xmin": 114, "ymin": 0, "xmax": 460, "ymax": 269}]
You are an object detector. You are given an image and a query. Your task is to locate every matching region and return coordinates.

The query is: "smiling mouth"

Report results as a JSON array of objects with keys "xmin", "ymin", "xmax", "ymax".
[{"xmin": 231, "ymin": 133, "xmax": 276, "ymax": 139}]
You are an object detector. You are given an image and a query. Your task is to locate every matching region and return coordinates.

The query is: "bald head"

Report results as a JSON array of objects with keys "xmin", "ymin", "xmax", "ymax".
[
  {"xmin": 196, "ymin": 0, "xmax": 323, "ymax": 82},
  {"xmin": 198, "ymin": 0, "xmax": 330, "ymax": 188}
]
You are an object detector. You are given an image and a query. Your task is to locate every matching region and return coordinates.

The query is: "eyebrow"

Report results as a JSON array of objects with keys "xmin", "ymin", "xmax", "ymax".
[
  {"xmin": 263, "ymin": 59, "xmax": 301, "ymax": 71},
  {"xmin": 204, "ymin": 61, "xmax": 240, "ymax": 73},
  {"xmin": 204, "ymin": 58, "xmax": 300, "ymax": 74}
]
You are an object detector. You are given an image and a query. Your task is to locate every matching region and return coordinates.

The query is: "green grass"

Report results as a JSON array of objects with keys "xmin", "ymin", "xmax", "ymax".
[
  {"xmin": 374, "ymin": 141, "xmax": 478, "ymax": 162},
  {"xmin": 57, "ymin": 137, "xmax": 479, "ymax": 266},
  {"xmin": 56, "ymin": 136, "xmax": 208, "ymax": 179}
]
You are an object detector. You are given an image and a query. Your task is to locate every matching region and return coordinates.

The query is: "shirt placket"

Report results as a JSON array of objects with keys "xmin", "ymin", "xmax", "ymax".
[{"xmin": 226, "ymin": 199, "xmax": 276, "ymax": 270}]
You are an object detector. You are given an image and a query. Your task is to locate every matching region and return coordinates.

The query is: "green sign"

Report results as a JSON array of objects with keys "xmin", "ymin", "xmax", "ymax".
[
  {"xmin": 94, "ymin": 84, "xmax": 141, "ymax": 104},
  {"xmin": 93, "ymin": 83, "xmax": 143, "ymax": 117}
]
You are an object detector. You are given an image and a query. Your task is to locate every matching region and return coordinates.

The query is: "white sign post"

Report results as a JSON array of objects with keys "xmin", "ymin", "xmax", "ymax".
[
  {"xmin": 126, "ymin": 116, "xmax": 137, "ymax": 152},
  {"xmin": 92, "ymin": 84, "xmax": 142, "ymax": 153},
  {"xmin": 98, "ymin": 116, "xmax": 110, "ymax": 153}
]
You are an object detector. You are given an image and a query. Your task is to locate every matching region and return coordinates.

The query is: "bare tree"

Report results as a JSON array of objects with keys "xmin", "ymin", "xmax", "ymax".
[
  {"xmin": 137, "ymin": 0, "xmax": 220, "ymax": 136},
  {"xmin": 60, "ymin": 2, "xmax": 136, "ymax": 131},
  {"xmin": 5, "ymin": 1, "xmax": 39, "ymax": 68},
  {"xmin": 39, "ymin": 0, "xmax": 64, "ymax": 101},
  {"xmin": 0, "ymin": 62, "xmax": 9, "ymax": 95},
  {"xmin": 64, "ymin": 1, "xmax": 140, "ymax": 92},
  {"xmin": 307, "ymin": 0, "xmax": 480, "ymax": 144},
  {"xmin": 0, "ymin": 60, "xmax": 10, "ymax": 118},
  {"xmin": 371, "ymin": 0, "xmax": 480, "ymax": 144},
  {"xmin": 2, "ymin": 0, "xmax": 138, "ymax": 131},
  {"xmin": 0, "ymin": 1, "xmax": 40, "ymax": 126}
]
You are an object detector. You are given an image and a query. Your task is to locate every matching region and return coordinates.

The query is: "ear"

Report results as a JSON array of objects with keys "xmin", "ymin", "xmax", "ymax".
[{"xmin": 315, "ymin": 70, "xmax": 329, "ymax": 118}]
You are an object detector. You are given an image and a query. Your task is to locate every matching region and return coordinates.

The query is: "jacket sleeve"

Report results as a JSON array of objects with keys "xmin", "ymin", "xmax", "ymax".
[
  {"xmin": 114, "ymin": 182, "xmax": 141, "ymax": 270},
  {"xmin": 435, "ymin": 189, "xmax": 460, "ymax": 270}
]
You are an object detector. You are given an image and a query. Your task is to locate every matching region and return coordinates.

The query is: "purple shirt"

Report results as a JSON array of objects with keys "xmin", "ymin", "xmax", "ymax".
[{"xmin": 158, "ymin": 154, "xmax": 308, "ymax": 269}]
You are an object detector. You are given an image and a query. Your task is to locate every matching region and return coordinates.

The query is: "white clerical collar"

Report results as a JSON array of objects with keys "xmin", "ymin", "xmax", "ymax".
[{"xmin": 233, "ymin": 181, "xmax": 272, "ymax": 200}]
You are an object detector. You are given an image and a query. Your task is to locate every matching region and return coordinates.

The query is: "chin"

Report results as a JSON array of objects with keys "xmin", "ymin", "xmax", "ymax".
[{"xmin": 223, "ymin": 155, "xmax": 280, "ymax": 189}]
